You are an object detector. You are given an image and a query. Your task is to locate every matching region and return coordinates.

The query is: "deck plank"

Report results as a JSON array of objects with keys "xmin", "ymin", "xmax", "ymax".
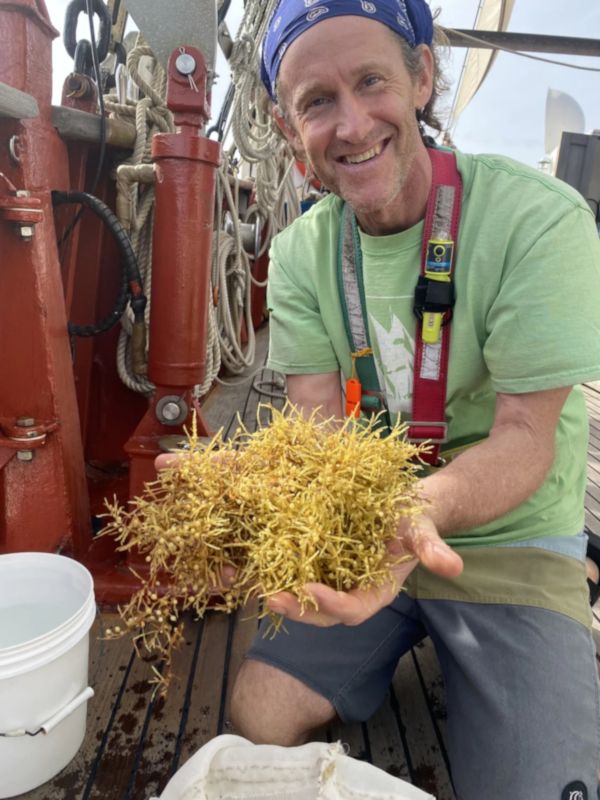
[
  {"xmin": 585, "ymin": 385, "xmax": 600, "ymax": 541},
  {"xmin": 84, "ymin": 638, "xmax": 161, "ymax": 799},
  {"xmin": 365, "ymin": 692, "xmax": 411, "ymax": 783},
  {"xmin": 326, "ymin": 719, "xmax": 369, "ymax": 761},
  {"xmin": 411, "ymin": 641, "xmax": 451, "ymax": 770},
  {"xmin": 392, "ymin": 649, "xmax": 454, "ymax": 800},
  {"xmin": 199, "ymin": 324, "xmax": 271, "ymax": 436},
  {"xmin": 176, "ymin": 611, "xmax": 231, "ymax": 765},
  {"xmin": 126, "ymin": 618, "xmax": 203, "ymax": 800}
]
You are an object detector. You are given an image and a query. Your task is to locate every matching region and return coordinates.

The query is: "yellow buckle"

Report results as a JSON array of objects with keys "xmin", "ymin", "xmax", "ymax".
[
  {"xmin": 422, "ymin": 311, "xmax": 443, "ymax": 344},
  {"xmin": 421, "ymin": 270, "xmax": 451, "ymax": 345}
]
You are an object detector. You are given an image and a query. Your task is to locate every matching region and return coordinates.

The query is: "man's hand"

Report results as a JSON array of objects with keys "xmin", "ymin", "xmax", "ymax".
[
  {"xmin": 266, "ymin": 515, "xmax": 463, "ymax": 627},
  {"xmin": 155, "ymin": 452, "xmax": 180, "ymax": 471},
  {"xmin": 155, "ymin": 447, "xmax": 237, "ymax": 473}
]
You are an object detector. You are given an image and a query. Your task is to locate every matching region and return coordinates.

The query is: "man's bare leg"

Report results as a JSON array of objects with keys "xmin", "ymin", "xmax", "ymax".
[{"xmin": 230, "ymin": 658, "xmax": 337, "ymax": 746}]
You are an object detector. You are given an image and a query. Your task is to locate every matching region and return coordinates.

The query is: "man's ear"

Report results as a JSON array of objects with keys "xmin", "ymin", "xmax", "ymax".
[
  {"xmin": 273, "ymin": 105, "xmax": 307, "ymax": 161},
  {"xmin": 414, "ymin": 45, "xmax": 434, "ymax": 109}
]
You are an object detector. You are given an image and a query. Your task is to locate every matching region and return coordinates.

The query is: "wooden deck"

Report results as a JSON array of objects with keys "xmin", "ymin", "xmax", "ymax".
[{"xmin": 21, "ymin": 334, "xmax": 600, "ymax": 800}]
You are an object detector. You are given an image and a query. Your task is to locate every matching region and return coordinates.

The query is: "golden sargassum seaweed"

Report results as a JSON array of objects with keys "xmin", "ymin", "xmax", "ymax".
[{"xmin": 102, "ymin": 405, "xmax": 425, "ymax": 685}]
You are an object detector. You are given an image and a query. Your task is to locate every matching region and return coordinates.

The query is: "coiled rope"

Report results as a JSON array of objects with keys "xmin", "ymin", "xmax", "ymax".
[{"xmin": 224, "ymin": 0, "xmax": 301, "ymax": 237}]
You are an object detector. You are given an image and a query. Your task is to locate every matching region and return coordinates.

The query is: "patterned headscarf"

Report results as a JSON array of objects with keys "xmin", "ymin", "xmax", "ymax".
[{"xmin": 261, "ymin": 0, "xmax": 434, "ymax": 101}]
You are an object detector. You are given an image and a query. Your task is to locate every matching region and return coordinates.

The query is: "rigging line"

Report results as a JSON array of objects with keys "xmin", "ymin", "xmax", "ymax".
[
  {"xmin": 86, "ymin": 0, "xmax": 107, "ymax": 195},
  {"xmin": 443, "ymin": 26, "xmax": 600, "ymax": 72},
  {"xmin": 219, "ymin": 0, "xmax": 280, "ymax": 148}
]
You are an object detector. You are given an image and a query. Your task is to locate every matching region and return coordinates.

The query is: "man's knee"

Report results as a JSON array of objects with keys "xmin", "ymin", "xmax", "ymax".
[{"xmin": 229, "ymin": 658, "xmax": 336, "ymax": 746}]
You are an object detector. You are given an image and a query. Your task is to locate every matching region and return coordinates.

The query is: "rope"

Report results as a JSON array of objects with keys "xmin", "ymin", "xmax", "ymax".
[
  {"xmin": 213, "ymin": 170, "xmax": 256, "ymax": 374},
  {"xmin": 223, "ymin": 0, "xmax": 301, "ymax": 236},
  {"xmin": 108, "ymin": 34, "xmax": 174, "ymax": 396}
]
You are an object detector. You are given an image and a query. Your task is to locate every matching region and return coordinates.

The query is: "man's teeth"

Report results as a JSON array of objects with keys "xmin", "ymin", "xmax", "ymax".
[{"xmin": 343, "ymin": 144, "xmax": 383, "ymax": 164}]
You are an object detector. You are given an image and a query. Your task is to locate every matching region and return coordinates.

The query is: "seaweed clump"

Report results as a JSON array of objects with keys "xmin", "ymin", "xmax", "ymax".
[{"xmin": 103, "ymin": 405, "xmax": 425, "ymax": 685}]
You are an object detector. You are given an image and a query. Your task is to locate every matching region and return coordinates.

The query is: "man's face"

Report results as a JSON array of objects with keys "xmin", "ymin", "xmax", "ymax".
[{"xmin": 275, "ymin": 16, "xmax": 434, "ymax": 233}]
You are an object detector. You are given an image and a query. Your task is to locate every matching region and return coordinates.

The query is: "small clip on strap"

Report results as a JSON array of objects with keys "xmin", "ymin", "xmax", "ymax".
[{"xmin": 345, "ymin": 347, "xmax": 371, "ymax": 418}]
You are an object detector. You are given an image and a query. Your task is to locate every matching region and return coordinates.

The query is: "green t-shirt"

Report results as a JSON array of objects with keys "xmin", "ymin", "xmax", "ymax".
[{"xmin": 266, "ymin": 151, "xmax": 600, "ymax": 553}]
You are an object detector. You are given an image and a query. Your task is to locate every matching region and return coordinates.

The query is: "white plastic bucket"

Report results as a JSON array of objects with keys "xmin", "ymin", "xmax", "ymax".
[{"xmin": 0, "ymin": 552, "xmax": 96, "ymax": 798}]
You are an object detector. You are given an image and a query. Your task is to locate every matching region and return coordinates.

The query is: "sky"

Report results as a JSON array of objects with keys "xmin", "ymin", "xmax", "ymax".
[{"xmin": 45, "ymin": 0, "xmax": 600, "ymax": 168}]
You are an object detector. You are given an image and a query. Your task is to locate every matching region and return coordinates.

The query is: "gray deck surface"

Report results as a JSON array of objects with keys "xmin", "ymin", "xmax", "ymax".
[{"xmin": 19, "ymin": 332, "xmax": 600, "ymax": 800}]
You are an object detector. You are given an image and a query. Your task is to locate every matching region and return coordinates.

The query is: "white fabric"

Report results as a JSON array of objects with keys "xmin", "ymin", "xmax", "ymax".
[
  {"xmin": 154, "ymin": 735, "xmax": 435, "ymax": 800},
  {"xmin": 449, "ymin": 0, "xmax": 515, "ymax": 129}
]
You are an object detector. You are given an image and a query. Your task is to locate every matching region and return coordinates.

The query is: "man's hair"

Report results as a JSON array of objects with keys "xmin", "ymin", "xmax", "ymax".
[
  {"xmin": 274, "ymin": 23, "xmax": 449, "ymax": 139},
  {"xmin": 401, "ymin": 24, "xmax": 450, "ymax": 136}
]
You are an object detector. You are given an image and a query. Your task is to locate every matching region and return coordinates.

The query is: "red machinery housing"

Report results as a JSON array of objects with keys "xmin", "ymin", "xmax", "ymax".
[{"xmin": 0, "ymin": 0, "xmax": 224, "ymax": 602}]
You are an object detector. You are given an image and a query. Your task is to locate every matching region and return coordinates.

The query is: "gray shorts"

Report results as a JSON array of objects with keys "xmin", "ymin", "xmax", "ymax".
[{"xmin": 248, "ymin": 591, "xmax": 600, "ymax": 800}]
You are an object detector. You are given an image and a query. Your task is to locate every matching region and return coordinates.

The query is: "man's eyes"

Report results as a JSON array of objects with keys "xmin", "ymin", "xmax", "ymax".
[
  {"xmin": 300, "ymin": 74, "xmax": 383, "ymax": 112},
  {"xmin": 363, "ymin": 74, "xmax": 382, "ymax": 88},
  {"xmin": 299, "ymin": 95, "xmax": 329, "ymax": 114}
]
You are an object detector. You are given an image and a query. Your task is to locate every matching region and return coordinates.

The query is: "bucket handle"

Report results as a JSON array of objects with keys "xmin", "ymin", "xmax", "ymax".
[{"xmin": 0, "ymin": 686, "xmax": 94, "ymax": 738}]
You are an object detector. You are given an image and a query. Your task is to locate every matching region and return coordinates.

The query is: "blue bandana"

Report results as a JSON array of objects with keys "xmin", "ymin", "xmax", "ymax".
[{"xmin": 261, "ymin": 0, "xmax": 433, "ymax": 100}]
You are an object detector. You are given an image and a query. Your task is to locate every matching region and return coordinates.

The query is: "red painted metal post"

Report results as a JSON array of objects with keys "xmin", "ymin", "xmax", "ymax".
[
  {"xmin": 148, "ymin": 50, "xmax": 221, "ymax": 386},
  {"xmin": 0, "ymin": 0, "xmax": 91, "ymax": 554},
  {"xmin": 149, "ymin": 136, "xmax": 220, "ymax": 385},
  {"xmin": 123, "ymin": 47, "xmax": 221, "ymax": 501}
]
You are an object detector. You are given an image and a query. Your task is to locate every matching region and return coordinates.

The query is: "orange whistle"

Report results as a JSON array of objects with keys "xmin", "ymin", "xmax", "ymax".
[{"xmin": 345, "ymin": 377, "xmax": 362, "ymax": 418}]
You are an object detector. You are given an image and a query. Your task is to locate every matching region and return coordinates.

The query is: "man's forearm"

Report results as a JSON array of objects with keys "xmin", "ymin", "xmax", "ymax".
[
  {"xmin": 419, "ymin": 421, "xmax": 555, "ymax": 537},
  {"xmin": 417, "ymin": 386, "xmax": 571, "ymax": 537}
]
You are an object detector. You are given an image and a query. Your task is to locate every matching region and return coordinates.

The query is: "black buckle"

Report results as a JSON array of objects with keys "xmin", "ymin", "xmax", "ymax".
[{"xmin": 413, "ymin": 275, "xmax": 455, "ymax": 322}]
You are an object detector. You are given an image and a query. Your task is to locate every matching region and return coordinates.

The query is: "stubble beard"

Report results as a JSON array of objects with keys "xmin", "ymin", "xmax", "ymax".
[{"xmin": 343, "ymin": 145, "xmax": 417, "ymax": 223}]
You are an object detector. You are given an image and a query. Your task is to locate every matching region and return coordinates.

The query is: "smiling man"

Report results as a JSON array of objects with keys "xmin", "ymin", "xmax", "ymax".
[
  {"xmin": 228, "ymin": 2, "xmax": 600, "ymax": 798},
  {"xmin": 274, "ymin": 14, "xmax": 432, "ymax": 233}
]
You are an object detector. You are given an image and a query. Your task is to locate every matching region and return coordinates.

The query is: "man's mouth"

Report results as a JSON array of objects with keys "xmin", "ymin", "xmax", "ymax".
[{"xmin": 339, "ymin": 139, "xmax": 388, "ymax": 165}]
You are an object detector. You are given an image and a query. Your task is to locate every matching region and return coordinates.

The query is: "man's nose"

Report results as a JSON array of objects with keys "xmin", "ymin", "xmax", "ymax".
[{"xmin": 334, "ymin": 92, "xmax": 372, "ymax": 143}]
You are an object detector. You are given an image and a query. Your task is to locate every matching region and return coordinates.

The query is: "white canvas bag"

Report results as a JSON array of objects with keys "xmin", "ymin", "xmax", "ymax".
[{"xmin": 154, "ymin": 734, "xmax": 436, "ymax": 800}]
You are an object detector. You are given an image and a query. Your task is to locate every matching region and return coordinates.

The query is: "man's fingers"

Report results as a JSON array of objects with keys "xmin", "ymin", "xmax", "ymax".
[
  {"xmin": 267, "ymin": 581, "xmax": 399, "ymax": 627},
  {"xmin": 155, "ymin": 449, "xmax": 236, "ymax": 473},
  {"xmin": 412, "ymin": 530, "xmax": 464, "ymax": 578},
  {"xmin": 267, "ymin": 591, "xmax": 339, "ymax": 627},
  {"xmin": 388, "ymin": 554, "xmax": 419, "ymax": 585},
  {"xmin": 155, "ymin": 453, "xmax": 180, "ymax": 470},
  {"xmin": 390, "ymin": 515, "xmax": 464, "ymax": 579}
]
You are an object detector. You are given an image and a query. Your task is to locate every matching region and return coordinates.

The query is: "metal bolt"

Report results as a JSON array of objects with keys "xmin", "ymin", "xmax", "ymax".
[
  {"xmin": 156, "ymin": 395, "xmax": 188, "ymax": 426},
  {"xmin": 175, "ymin": 53, "xmax": 196, "ymax": 76},
  {"xmin": 18, "ymin": 225, "xmax": 34, "ymax": 241},
  {"xmin": 15, "ymin": 417, "xmax": 35, "ymax": 461},
  {"xmin": 12, "ymin": 193, "xmax": 35, "ymax": 240},
  {"xmin": 161, "ymin": 402, "xmax": 182, "ymax": 422}
]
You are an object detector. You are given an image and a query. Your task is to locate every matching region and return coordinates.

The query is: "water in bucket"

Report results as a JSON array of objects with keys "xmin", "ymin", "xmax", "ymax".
[
  {"xmin": 0, "ymin": 552, "xmax": 96, "ymax": 798},
  {"xmin": 0, "ymin": 601, "xmax": 75, "ymax": 648}
]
